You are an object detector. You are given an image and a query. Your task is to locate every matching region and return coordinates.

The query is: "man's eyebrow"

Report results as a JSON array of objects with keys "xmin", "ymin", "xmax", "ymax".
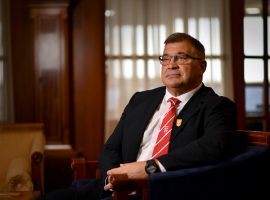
[
  {"xmin": 176, "ymin": 52, "xmax": 186, "ymax": 55},
  {"xmin": 162, "ymin": 52, "xmax": 186, "ymax": 56}
]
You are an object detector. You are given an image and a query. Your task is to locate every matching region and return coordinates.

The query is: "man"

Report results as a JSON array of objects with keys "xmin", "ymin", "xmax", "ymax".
[
  {"xmin": 102, "ymin": 32, "xmax": 237, "ymax": 191},
  {"xmin": 45, "ymin": 32, "xmax": 238, "ymax": 200}
]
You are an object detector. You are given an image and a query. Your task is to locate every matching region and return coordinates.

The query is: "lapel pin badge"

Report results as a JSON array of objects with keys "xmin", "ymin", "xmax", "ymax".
[{"xmin": 176, "ymin": 119, "xmax": 182, "ymax": 127}]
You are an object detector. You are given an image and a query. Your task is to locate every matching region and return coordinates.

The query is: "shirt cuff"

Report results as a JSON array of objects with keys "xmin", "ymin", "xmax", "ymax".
[
  {"xmin": 155, "ymin": 159, "xmax": 166, "ymax": 172},
  {"xmin": 104, "ymin": 176, "xmax": 114, "ymax": 191}
]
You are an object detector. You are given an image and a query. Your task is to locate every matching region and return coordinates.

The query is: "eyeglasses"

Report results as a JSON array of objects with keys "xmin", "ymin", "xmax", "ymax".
[{"xmin": 158, "ymin": 53, "xmax": 203, "ymax": 66}]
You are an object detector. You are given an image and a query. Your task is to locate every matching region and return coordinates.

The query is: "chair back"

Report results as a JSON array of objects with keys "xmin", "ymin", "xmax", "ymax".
[{"xmin": 147, "ymin": 130, "xmax": 270, "ymax": 200}]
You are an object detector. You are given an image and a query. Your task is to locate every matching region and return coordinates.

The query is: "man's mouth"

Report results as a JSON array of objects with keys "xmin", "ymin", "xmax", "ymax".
[{"xmin": 166, "ymin": 73, "xmax": 181, "ymax": 78}]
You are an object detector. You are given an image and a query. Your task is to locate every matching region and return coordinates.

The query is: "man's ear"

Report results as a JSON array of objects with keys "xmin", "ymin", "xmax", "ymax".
[{"xmin": 200, "ymin": 60, "xmax": 207, "ymax": 73}]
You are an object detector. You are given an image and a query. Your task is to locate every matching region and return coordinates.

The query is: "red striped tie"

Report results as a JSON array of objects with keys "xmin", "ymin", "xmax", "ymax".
[{"xmin": 152, "ymin": 97, "xmax": 180, "ymax": 158}]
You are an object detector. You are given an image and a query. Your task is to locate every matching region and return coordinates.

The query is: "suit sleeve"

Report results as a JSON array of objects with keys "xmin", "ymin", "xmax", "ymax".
[{"xmin": 98, "ymin": 92, "xmax": 139, "ymax": 181}]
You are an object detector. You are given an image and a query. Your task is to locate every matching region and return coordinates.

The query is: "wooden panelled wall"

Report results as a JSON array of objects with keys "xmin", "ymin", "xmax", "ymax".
[{"xmin": 10, "ymin": 0, "xmax": 105, "ymax": 191}]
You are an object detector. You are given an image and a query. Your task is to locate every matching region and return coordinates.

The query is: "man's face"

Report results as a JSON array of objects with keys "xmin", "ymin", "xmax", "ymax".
[{"xmin": 161, "ymin": 41, "xmax": 206, "ymax": 95}]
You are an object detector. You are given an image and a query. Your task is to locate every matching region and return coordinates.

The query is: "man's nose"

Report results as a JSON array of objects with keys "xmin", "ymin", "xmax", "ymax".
[
  {"xmin": 167, "ymin": 56, "xmax": 179, "ymax": 68},
  {"xmin": 169, "ymin": 55, "xmax": 177, "ymax": 63}
]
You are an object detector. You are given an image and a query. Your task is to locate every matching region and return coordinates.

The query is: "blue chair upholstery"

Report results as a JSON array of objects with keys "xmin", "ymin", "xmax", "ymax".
[{"xmin": 148, "ymin": 146, "xmax": 270, "ymax": 200}]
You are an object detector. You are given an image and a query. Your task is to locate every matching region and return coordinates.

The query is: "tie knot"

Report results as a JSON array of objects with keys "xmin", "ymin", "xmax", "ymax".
[{"xmin": 169, "ymin": 97, "xmax": 180, "ymax": 106}]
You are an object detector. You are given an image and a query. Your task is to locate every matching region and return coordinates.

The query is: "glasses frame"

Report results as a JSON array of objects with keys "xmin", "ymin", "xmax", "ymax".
[{"xmin": 158, "ymin": 53, "xmax": 204, "ymax": 66}]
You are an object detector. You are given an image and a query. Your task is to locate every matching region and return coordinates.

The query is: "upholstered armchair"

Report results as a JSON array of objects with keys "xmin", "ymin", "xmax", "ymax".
[
  {"xmin": 0, "ymin": 123, "xmax": 45, "ymax": 193},
  {"xmin": 71, "ymin": 130, "xmax": 270, "ymax": 200}
]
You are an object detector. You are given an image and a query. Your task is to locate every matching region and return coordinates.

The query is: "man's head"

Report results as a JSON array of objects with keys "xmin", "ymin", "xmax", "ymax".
[
  {"xmin": 160, "ymin": 32, "xmax": 207, "ymax": 96},
  {"xmin": 164, "ymin": 32, "xmax": 205, "ymax": 59}
]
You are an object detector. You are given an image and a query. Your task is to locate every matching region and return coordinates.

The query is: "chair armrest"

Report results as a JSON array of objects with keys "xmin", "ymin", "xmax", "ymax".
[
  {"xmin": 111, "ymin": 174, "xmax": 148, "ymax": 190},
  {"xmin": 31, "ymin": 152, "xmax": 43, "ymax": 192},
  {"xmin": 5, "ymin": 157, "xmax": 33, "ymax": 191},
  {"xmin": 30, "ymin": 131, "xmax": 45, "ymax": 157},
  {"xmin": 110, "ymin": 174, "xmax": 148, "ymax": 200},
  {"xmin": 71, "ymin": 158, "xmax": 87, "ymax": 181},
  {"xmin": 30, "ymin": 132, "xmax": 45, "ymax": 194},
  {"xmin": 71, "ymin": 158, "xmax": 100, "ymax": 181}
]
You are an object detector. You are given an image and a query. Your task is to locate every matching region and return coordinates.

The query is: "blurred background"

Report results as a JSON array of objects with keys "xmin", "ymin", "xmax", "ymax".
[{"xmin": 0, "ymin": 0, "xmax": 269, "ymax": 193}]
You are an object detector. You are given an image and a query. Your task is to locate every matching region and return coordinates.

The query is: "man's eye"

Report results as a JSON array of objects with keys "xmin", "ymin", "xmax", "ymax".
[{"xmin": 162, "ymin": 57, "xmax": 170, "ymax": 61}]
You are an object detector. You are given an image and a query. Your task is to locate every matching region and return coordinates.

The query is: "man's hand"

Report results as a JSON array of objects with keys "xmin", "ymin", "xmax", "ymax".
[{"xmin": 104, "ymin": 161, "xmax": 148, "ymax": 191}]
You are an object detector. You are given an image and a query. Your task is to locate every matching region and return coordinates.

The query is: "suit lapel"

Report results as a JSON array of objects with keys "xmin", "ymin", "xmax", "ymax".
[
  {"xmin": 170, "ymin": 85, "xmax": 211, "ymax": 141},
  {"xmin": 136, "ymin": 91, "xmax": 165, "ymax": 136}
]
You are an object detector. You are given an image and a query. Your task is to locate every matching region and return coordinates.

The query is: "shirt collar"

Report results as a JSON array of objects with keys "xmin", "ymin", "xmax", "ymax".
[{"xmin": 164, "ymin": 83, "xmax": 202, "ymax": 104}]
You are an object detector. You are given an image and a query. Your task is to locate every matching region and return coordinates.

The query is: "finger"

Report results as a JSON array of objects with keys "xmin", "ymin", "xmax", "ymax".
[
  {"xmin": 107, "ymin": 170, "xmax": 112, "ymax": 176},
  {"xmin": 104, "ymin": 183, "xmax": 113, "ymax": 191},
  {"xmin": 108, "ymin": 175, "xmax": 114, "ymax": 183},
  {"xmin": 107, "ymin": 167, "xmax": 122, "ymax": 175}
]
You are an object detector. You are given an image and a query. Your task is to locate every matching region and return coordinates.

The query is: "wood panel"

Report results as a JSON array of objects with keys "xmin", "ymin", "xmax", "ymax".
[
  {"xmin": 29, "ymin": 2, "xmax": 70, "ymax": 144},
  {"xmin": 11, "ymin": 0, "xmax": 36, "ymax": 122},
  {"xmin": 72, "ymin": 0, "xmax": 105, "ymax": 160}
]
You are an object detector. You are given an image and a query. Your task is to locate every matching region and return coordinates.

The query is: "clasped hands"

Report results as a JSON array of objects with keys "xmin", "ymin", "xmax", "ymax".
[{"xmin": 104, "ymin": 161, "xmax": 148, "ymax": 191}]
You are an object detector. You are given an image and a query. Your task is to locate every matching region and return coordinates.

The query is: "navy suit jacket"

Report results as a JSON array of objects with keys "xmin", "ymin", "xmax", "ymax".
[{"xmin": 99, "ymin": 84, "xmax": 238, "ymax": 181}]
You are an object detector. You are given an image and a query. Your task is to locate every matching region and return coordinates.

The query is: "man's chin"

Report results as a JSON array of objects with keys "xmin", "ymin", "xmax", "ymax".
[{"xmin": 167, "ymin": 82, "xmax": 183, "ymax": 89}]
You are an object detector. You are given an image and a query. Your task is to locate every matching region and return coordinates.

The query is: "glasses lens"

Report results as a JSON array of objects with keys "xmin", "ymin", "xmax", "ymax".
[
  {"xmin": 159, "ymin": 56, "xmax": 168, "ymax": 65},
  {"xmin": 159, "ymin": 54, "xmax": 196, "ymax": 65}
]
